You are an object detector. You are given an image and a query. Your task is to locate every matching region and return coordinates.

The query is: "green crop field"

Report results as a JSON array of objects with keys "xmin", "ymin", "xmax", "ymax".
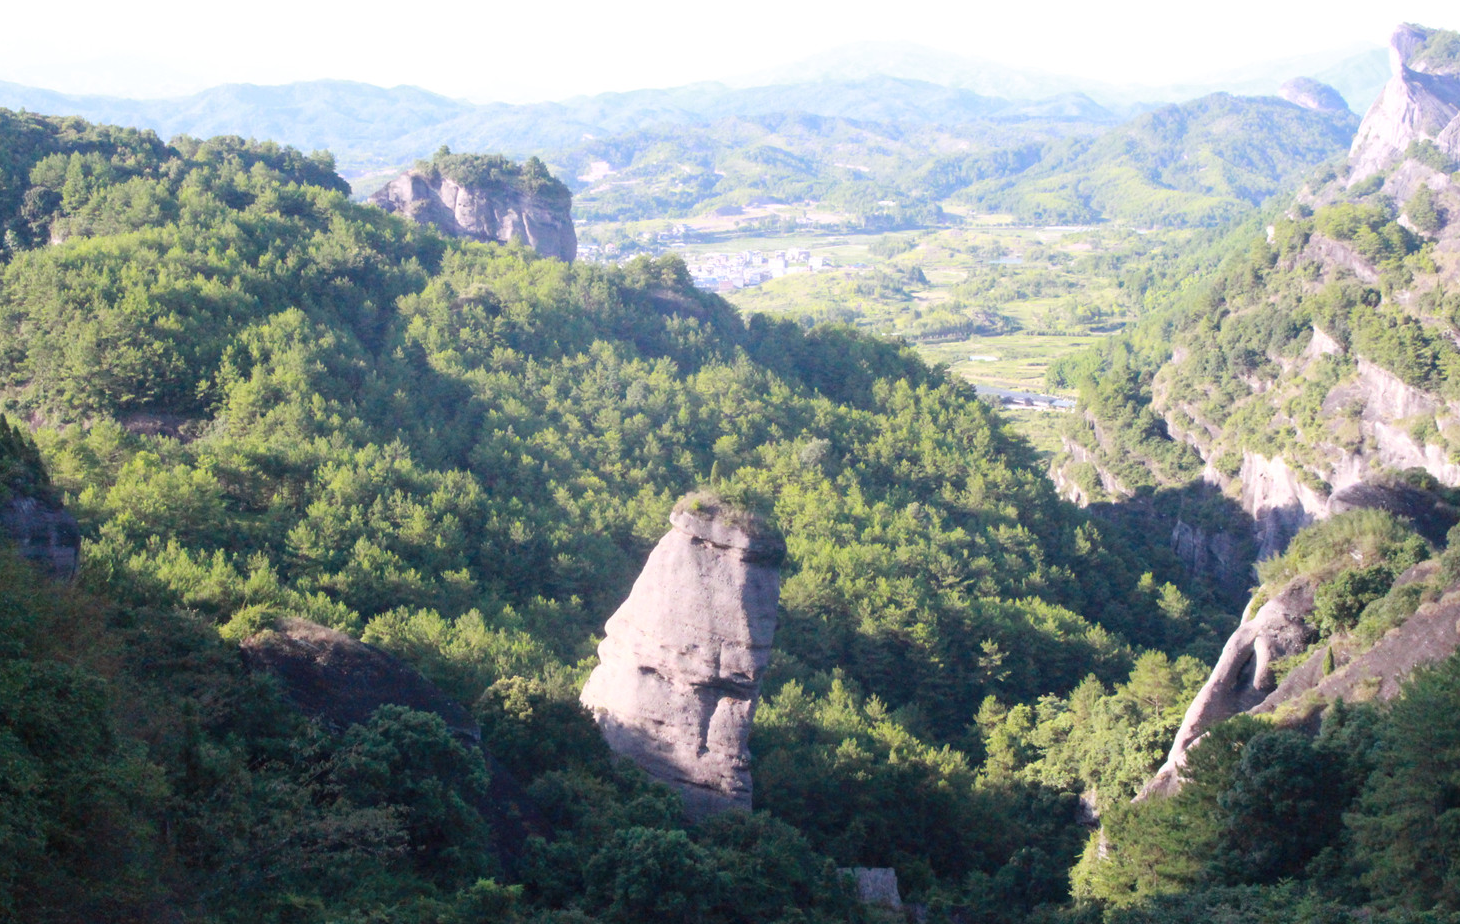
[{"xmin": 709, "ymin": 224, "xmax": 1164, "ymax": 396}]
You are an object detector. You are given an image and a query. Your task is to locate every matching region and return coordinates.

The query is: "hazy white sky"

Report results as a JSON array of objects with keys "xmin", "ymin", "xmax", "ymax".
[{"xmin": 3, "ymin": 0, "xmax": 1456, "ymax": 102}]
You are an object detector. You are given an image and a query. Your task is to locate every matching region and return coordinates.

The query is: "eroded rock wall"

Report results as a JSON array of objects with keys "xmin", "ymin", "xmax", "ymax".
[
  {"xmin": 1238, "ymin": 452, "xmax": 1328, "ymax": 560},
  {"xmin": 1, "ymin": 496, "xmax": 80, "ymax": 581},
  {"xmin": 1252, "ymin": 563, "xmax": 1460, "ymax": 720},
  {"xmin": 370, "ymin": 171, "xmax": 577, "ymax": 262}
]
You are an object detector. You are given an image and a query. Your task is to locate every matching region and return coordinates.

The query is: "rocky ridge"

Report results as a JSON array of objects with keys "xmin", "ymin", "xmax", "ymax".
[
  {"xmin": 579, "ymin": 494, "xmax": 785, "ymax": 820},
  {"xmin": 1251, "ymin": 562, "xmax": 1460, "ymax": 720}
]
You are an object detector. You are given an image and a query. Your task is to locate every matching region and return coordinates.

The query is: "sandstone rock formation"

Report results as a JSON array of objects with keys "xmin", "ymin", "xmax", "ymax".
[
  {"xmin": 368, "ymin": 157, "xmax": 577, "ymax": 262},
  {"xmin": 1252, "ymin": 562, "xmax": 1460, "ymax": 722},
  {"xmin": 1140, "ymin": 578, "xmax": 1316, "ymax": 799},
  {"xmin": 1147, "ymin": 556, "xmax": 1460, "ymax": 803},
  {"xmin": 1143, "ymin": 469, "xmax": 1460, "ymax": 799},
  {"xmin": 1349, "ymin": 23, "xmax": 1460, "ymax": 185},
  {"xmin": 839, "ymin": 868, "xmax": 903, "ymax": 910},
  {"xmin": 1237, "ymin": 452, "xmax": 1328, "ymax": 561},
  {"xmin": 1, "ymin": 417, "xmax": 80, "ymax": 581},
  {"xmin": 580, "ymin": 494, "xmax": 785, "ymax": 820},
  {"xmin": 1175, "ymin": 338, "xmax": 1460, "ymax": 568},
  {"xmin": 1, "ymin": 496, "xmax": 80, "ymax": 581},
  {"xmin": 1279, "ymin": 77, "xmax": 1351, "ymax": 115}
]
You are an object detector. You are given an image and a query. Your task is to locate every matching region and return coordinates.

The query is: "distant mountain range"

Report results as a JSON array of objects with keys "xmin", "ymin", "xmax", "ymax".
[
  {"xmin": 728, "ymin": 40, "xmax": 1391, "ymax": 114},
  {"xmin": 0, "ymin": 75, "xmax": 1128, "ymax": 184},
  {"xmin": 0, "ymin": 41, "xmax": 1390, "ymax": 189}
]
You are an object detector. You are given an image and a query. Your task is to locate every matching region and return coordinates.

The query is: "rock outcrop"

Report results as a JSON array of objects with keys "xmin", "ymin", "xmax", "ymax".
[
  {"xmin": 241, "ymin": 617, "xmax": 549, "ymax": 864},
  {"xmin": 369, "ymin": 155, "xmax": 577, "ymax": 261},
  {"xmin": 1, "ymin": 496, "xmax": 80, "ymax": 581},
  {"xmin": 839, "ymin": 868, "xmax": 903, "ymax": 910},
  {"xmin": 1148, "ymin": 559, "xmax": 1460, "ymax": 802},
  {"xmin": 1170, "ymin": 517, "xmax": 1249, "ymax": 591},
  {"xmin": 1252, "ymin": 563, "xmax": 1460, "ymax": 722},
  {"xmin": 241, "ymin": 617, "xmax": 480, "ymax": 741},
  {"xmin": 1349, "ymin": 23, "xmax": 1460, "ymax": 185},
  {"xmin": 1141, "ymin": 578, "xmax": 1317, "ymax": 799},
  {"xmin": 1279, "ymin": 77, "xmax": 1351, "ymax": 115},
  {"xmin": 1143, "ymin": 472, "xmax": 1460, "ymax": 798},
  {"xmin": 1327, "ymin": 481, "xmax": 1460, "ymax": 547},
  {"xmin": 580, "ymin": 494, "xmax": 785, "ymax": 820},
  {"xmin": 1, "ymin": 417, "xmax": 80, "ymax": 581}
]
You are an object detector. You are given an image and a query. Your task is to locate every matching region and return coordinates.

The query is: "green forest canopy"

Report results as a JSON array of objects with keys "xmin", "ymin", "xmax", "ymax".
[{"xmin": 1, "ymin": 108, "xmax": 1459, "ymax": 924}]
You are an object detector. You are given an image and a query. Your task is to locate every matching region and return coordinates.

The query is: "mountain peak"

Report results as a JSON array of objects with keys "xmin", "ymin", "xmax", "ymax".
[
  {"xmin": 1279, "ymin": 77, "xmax": 1351, "ymax": 115},
  {"xmin": 1393, "ymin": 22, "xmax": 1460, "ymax": 76},
  {"xmin": 1348, "ymin": 23, "xmax": 1460, "ymax": 184}
]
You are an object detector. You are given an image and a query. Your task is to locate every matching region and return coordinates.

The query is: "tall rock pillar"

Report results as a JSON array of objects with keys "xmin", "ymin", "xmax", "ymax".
[{"xmin": 580, "ymin": 494, "xmax": 785, "ymax": 819}]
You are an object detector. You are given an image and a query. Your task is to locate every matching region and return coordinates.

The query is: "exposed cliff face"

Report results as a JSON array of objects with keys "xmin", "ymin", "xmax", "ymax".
[
  {"xmin": 0, "ymin": 496, "xmax": 80, "ymax": 581},
  {"xmin": 1238, "ymin": 452, "xmax": 1328, "ymax": 560},
  {"xmin": 1349, "ymin": 23, "xmax": 1460, "ymax": 185},
  {"xmin": 1170, "ymin": 517, "xmax": 1249, "ymax": 590},
  {"xmin": 1331, "ymin": 360, "xmax": 1460, "ymax": 484},
  {"xmin": 1222, "ymin": 353, "xmax": 1460, "ymax": 555},
  {"xmin": 579, "ymin": 495, "xmax": 785, "ymax": 820},
  {"xmin": 1141, "ymin": 578, "xmax": 1317, "ymax": 799},
  {"xmin": 369, "ymin": 166, "xmax": 577, "ymax": 262},
  {"xmin": 1051, "ymin": 415, "xmax": 1257, "ymax": 598},
  {"xmin": 1146, "ymin": 327, "xmax": 1460, "ymax": 569}
]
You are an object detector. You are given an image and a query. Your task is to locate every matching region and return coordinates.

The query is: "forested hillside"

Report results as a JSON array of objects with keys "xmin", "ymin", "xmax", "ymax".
[
  {"xmin": 1029, "ymin": 23, "xmax": 1460, "ymax": 922},
  {"xmin": 0, "ymin": 108, "xmax": 1241, "ymax": 922},
  {"xmin": 954, "ymin": 93, "xmax": 1358, "ymax": 227},
  {"xmin": 558, "ymin": 113, "xmax": 1061, "ymax": 228},
  {"xmin": 561, "ymin": 90, "xmax": 1356, "ymax": 230},
  {"xmin": 5, "ymin": 20, "xmax": 1460, "ymax": 919}
]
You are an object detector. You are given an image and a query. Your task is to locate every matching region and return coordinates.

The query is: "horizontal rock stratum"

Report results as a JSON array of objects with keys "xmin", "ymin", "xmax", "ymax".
[{"xmin": 580, "ymin": 494, "xmax": 785, "ymax": 819}]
